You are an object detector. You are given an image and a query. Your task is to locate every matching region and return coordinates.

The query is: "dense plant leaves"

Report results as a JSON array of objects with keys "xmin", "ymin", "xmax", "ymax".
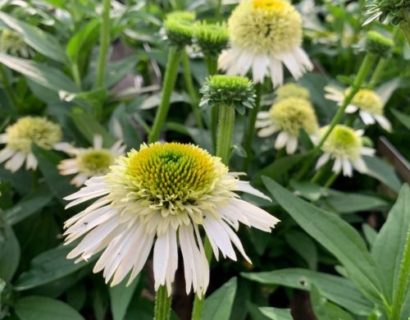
[
  {"xmin": 364, "ymin": 156, "xmax": 402, "ymax": 192},
  {"xmin": 243, "ymin": 268, "xmax": 372, "ymax": 315},
  {"xmin": 372, "ymin": 185, "xmax": 410, "ymax": 310},
  {"xmin": 0, "ymin": 54, "xmax": 78, "ymax": 93},
  {"xmin": 4, "ymin": 183, "xmax": 53, "ymax": 225},
  {"xmin": 262, "ymin": 177, "xmax": 383, "ymax": 304},
  {"xmin": 14, "ymin": 245, "xmax": 91, "ymax": 291},
  {"xmin": 15, "ymin": 296, "xmax": 85, "ymax": 320},
  {"xmin": 201, "ymin": 277, "xmax": 237, "ymax": 320},
  {"xmin": 392, "ymin": 109, "xmax": 410, "ymax": 130},
  {"xmin": 310, "ymin": 285, "xmax": 354, "ymax": 320},
  {"xmin": 66, "ymin": 19, "xmax": 99, "ymax": 65},
  {"xmin": 0, "ymin": 12, "xmax": 67, "ymax": 63},
  {"xmin": 0, "ymin": 220, "xmax": 20, "ymax": 282},
  {"xmin": 259, "ymin": 307, "xmax": 293, "ymax": 320},
  {"xmin": 109, "ymin": 277, "xmax": 139, "ymax": 320}
]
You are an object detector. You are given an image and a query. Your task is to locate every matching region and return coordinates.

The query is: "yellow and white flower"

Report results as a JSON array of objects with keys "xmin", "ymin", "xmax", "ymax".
[
  {"xmin": 324, "ymin": 86, "xmax": 392, "ymax": 131},
  {"xmin": 0, "ymin": 117, "xmax": 62, "ymax": 172},
  {"xmin": 315, "ymin": 125, "xmax": 375, "ymax": 177},
  {"xmin": 256, "ymin": 97, "xmax": 318, "ymax": 154},
  {"xmin": 219, "ymin": 0, "xmax": 313, "ymax": 87},
  {"xmin": 58, "ymin": 136, "xmax": 126, "ymax": 187},
  {"xmin": 64, "ymin": 143, "xmax": 278, "ymax": 295}
]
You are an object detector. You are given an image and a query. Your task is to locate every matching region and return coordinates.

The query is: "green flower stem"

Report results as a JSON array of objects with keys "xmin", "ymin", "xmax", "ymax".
[
  {"xmin": 154, "ymin": 285, "xmax": 172, "ymax": 320},
  {"xmin": 206, "ymin": 56, "xmax": 219, "ymax": 151},
  {"xmin": 71, "ymin": 63, "xmax": 82, "ymax": 89},
  {"xmin": 95, "ymin": 0, "xmax": 111, "ymax": 89},
  {"xmin": 368, "ymin": 58, "xmax": 385, "ymax": 89},
  {"xmin": 242, "ymin": 83, "xmax": 261, "ymax": 171},
  {"xmin": 216, "ymin": 105, "xmax": 235, "ymax": 164},
  {"xmin": 148, "ymin": 46, "xmax": 182, "ymax": 143},
  {"xmin": 295, "ymin": 53, "xmax": 375, "ymax": 180},
  {"xmin": 324, "ymin": 173, "xmax": 338, "ymax": 188},
  {"xmin": 310, "ymin": 166, "xmax": 327, "ymax": 184},
  {"xmin": 182, "ymin": 50, "xmax": 203, "ymax": 129},
  {"xmin": 390, "ymin": 230, "xmax": 410, "ymax": 320},
  {"xmin": 0, "ymin": 64, "xmax": 19, "ymax": 112}
]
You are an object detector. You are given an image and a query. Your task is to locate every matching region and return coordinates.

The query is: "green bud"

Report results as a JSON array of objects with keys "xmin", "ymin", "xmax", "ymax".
[
  {"xmin": 164, "ymin": 11, "xmax": 196, "ymax": 47},
  {"xmin": 200, "ymin": 75, "xmax": 255, "ymax": 115},
  {"xmin": 366, "ymin": 31, "xmax": 394, "ymax": 57},
  {"xmin": 193, "ymin": 22, "xmax": 229, "ymax": 56}
]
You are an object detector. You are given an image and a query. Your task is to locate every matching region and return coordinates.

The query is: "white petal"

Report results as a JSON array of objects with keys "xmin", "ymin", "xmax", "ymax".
[
  {"xmin": 269, "ymin": 57, "xmax": 284, "ymax": 88},
  {"xmin": 332, "ymin": 157, "xmax": 342, "ymax": 174},
  {"xmin": 93, "ymin": 135, "xmax": 103, "ymax": 149},
  {"xmin": 361, "ymin": 147, "xmax": 375, "ymax": 156},
  {"xmin": 0, "ymin": 148, "xmax": 15, "ymax": 163},
  {"xmin": 342, "ymin": 157, "xmax": 353, "ymax": 177},
  {"xmin": 258, "ymin": 125, "xmax": 277, "ymax": 137},
  {"xmin": 360, "ymin": 111, "xmax": 376, "ymax": 125},
  {"xmin": 274, "ymin": 131, "xmax": 289, "ymax": 150},
  {"xmin": 26, "ymin": 153, "xmax": 38, "ymax": 170},
  {"xmin": 375, "ymin": 115, "xmax": 392, "ymax": 132},
  {"xmin": 252, "ymin": 54, "xmax": 269, "ymax": 83},
  {"xmin": 0, "ymin": 134, "xmax": 8, "ymax": 143},
  {"xmin": 316, "ymin": 153, "xmax": 330, "ymax": 169},
  {"xmin": 345, "ymin": 104, "xmax": 358, "ymax": 113},
  {"xmin": 203, "ymin": 218, "xmax": 237, "ymax": 261},
  {"xmin": 235, "ymin": 181, "xmax": 271, "ymax": 201},
  {"xmin": 353, "ymin": 158, "xmax": 367, "ymax": 173},
  {"xmin": 286, "ymin": 136, "xmax": 298, "ymax": 154},
  {"xmin": 5, "ymin": 152, "xmax": 26, "ymax": 172}
]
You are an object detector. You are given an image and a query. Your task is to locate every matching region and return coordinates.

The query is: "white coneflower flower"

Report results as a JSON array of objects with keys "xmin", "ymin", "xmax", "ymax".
[
  {"xmin": 58, "ymin": 136, "xmax": 126, "ymax": 187},
  {"xmin": 315, "ymin": 125, "xmax": 375, "ymax": 177},
  {"xmin": 0, "ymin": 117, "xmax": 62, "ymax": 172},
  {"xmin": 218, "ymin": 0, "xmax": 313, "ymax": 87},
  {"xmin": 256, "ymin": 97, "xmax": 318, "ymax": 154},
  {"xmin": 64, "ymin": 143, "xmax": 278, "ymax": 295},
  {"xmin": 324, "ymin": 86, "xmax": 392, "ymax": 131}
]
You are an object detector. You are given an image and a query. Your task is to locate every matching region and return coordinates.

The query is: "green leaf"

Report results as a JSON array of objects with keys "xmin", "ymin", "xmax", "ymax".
[
  {"xmin": 364, "ymin": 156, "xmax": 401, "ymax": 192},
  {"xmin": 15, "ymin": 296, "xmax": 85, "ymax": 320},
  {"xmin": 0, "ymin": 221, "xmax": 20, "ymax": 282},
  {"xmin": 318, "ymin": 191, "xmax": 389, "ymax": 214},
  {"xmin": 70, "ymin": 108, "xmax": 115, "ymax": 146},
  {"xmin": 109, "ymin": 277, "xmax": 139, "ymax": 320},
  {"xmin": 201, "ymin": 277, "xmax": 237, "ymax": 320},
  {"xmin": 243, "ymin": 268, "xmax": 372, "ymax": 316},
  {"xmin": 262, "ymin": 177, "xmax": 383, "ymax": 304},
  {"xmin": 392, "ymin": 109, "xmax": 410, "ymax": 130},
  {"xmin": 0, "ymin": 12, "xmax": 67, "ymax": 63},
  {"xmin": 362, "ymin": 224, "xmax": 378, "ymax": 248},
  {"xmin": 285, "ymin": 231, "xmax": 318, "ymax": 269},
  {"xmin": 0, "ymin": 53, "xmax": 78, "ymax": 93},
  {"xmin": 14, "ymin": 245, "xmax": 91, "ymax": 291},
  {"xmin": 372, "ymin": 185, "xmax": 410, "ymax": 304},
  {"xmin": 310, "ymin": 285, "xmax": 354, "ymax": 320},
  {"xmin": 257, "ymin": 154, "xmax": 305, "ymax": 184},
  {"xmin": 4, "ymin": 183, "xmax": 53, "ymax": 225},
  {"xmin": 66, "ymin": 19, "xmax": 99, "ymax": 64},
  {"xmin": 259, "ymin": 307, "xmax": 293, "ymax": 320}
]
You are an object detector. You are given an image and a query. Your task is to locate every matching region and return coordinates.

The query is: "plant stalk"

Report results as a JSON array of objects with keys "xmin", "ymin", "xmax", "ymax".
[
  {"xmin": 154, "ymin": 285, "xmax": 172, "ymax": 320},
  {"xmin": 0, "ymin": 64, "xmax": 19, "ymax": 112},
  {"xmin": 148, "ymin": 46, "xmax": 182, "ymax": 143},
  {"xmin": 95, "ymin": 0, "xmax": 111, "ymax": 89}
]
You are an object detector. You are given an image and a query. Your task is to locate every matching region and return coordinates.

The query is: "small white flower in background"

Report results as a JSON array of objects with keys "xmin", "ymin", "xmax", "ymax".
[
  {"xmin": 58, "ymin": 136, "xmax": 126, "ymax": 187},
  {"xmin": 63, "ymin": 143, "xmax": 278, "ymax": 296},
  {"xmin": 0, "ymin": 29, "xmax": 33, "ymax": 58},
  {"xmin": 0, "ymin": 117, "xmax": 62, "ymax": 172},
  {"xmin": 218, "ymin": 0, "xmax": 313, "ymax": 87},
  {"xmin": 256, "ymin": 97, "xmax": 319, "ymax": 154},
  {"xmin": 324, "ymin": 86, "xmax": 392, "ymax": 132},
  {"xmin": 315, "ymin": 125, "xmax": 375, "ymax": 177}
]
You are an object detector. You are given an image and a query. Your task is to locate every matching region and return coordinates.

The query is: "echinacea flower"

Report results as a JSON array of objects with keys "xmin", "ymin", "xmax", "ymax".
[
  {"xmin": 58, "ymin": 136, "xmax": 126, "ymax": 187},
  {"xmin": 64, "ymin": 143, "xmax": 278, "ymax": 295},
  {"xmin": 193, "ymin": 21, "xmax": 229, "ymax": 56},
  {"xmin": 164, "ymin": 11, "xmax": 196, "ymax": 47},
  {"xmin": 315, "ymin": 125, "xmax": 375, "ymax": 177},
  {"xmin": 0, "ymin": 29, "xmax": 33, "ymax": 58},
  {"xmin": 0, "ymin": 117, "xmax": 62, "ymax": 172},
  {"xmin": 324, "ymin": 86, "xmax": 392, "ymax": 131},
  {"xmin": 256, "ymin": 97, "xmax": 318, "ymax": 154},
  {"xmin": 218, "ymin": 0, "xmax": 313, "ymax": 87}
]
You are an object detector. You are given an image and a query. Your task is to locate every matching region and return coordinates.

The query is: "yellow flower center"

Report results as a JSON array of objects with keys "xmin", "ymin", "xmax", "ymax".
[
  {"xmin": 5, "ymin": 117, "xmax": 62, "ymax": 153},
  {"xmin": 322, "ymin": 125, "xmax": 362, "ymax": 158},
  {"xmin": 349, "ymin": 89, "xmax": 383, "ymax": 115},
  {"xmin": 78, "ymin": 149, "xmax": 114, "ymax": 175},
  {"xmin": 276, "ymin": 83, "xmax": 310, "ymax": 101},
  {"xmin": 124, "ymin": 143, "xmax": 224, "ymax": 209},
  {"xmin": 228, "ymin": 0, "xmax": 302, "ymax": 54},
  {"xmin": 269, "ymin": 98, "xmax": 318, "ymax": 135}
]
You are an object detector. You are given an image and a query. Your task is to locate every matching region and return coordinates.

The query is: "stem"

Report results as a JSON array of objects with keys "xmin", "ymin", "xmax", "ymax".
[
  {"xmin": 390, "ymin": 230, "xmax": 410, "ymax": 320},
  {"xmin": 154, "ymin": 285, "xmax": 172, "ymax": 320},
  {"xmin": 95, "ymin": 0, "xmax": 111, "ymax": 89},
  {"xmin": 206, "ymin": 56, "xmax": 219, "ymax": 151},
  {"xmin": 0, "ymin": 65, "xmax": 19, "ymax": 112},
  {"xmin": 216, "ymin": 105, "xmax": 235, "ymax": 164},
  {"xmin": 242, "ymin": 83, "xmax": 261, "ymax": 171},
  {"xmin": 324, "ymin": 173, "xmax": 338, "ymax": 188},
  {"xmin": 71, "ymin": 63, "xmax": 82, "ymax": 89},
  {"xmin": 368, "ymin": 58, "xmax": 386, "ymax": 89},
  {"xmin": 181, "ymin": 50, "xmax": 203, "ymax": 128},
  {"xmin": 294, "ymin": 53, "xmax": 375, "ymax": 180},
  {"xmin": 148, "ymin": 47, "xmax": 182, "ymax": 143},
  {"xmin": 311, "ymin": 166, "xmax": 327, "ymax": 184},
  {"xmin": 400, "ymin": 19, "xmax": 410, "ymax": 45}
]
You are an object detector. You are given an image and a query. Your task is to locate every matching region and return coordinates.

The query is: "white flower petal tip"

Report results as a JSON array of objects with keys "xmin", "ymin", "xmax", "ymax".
[{"xmin": 62, "ymin": 143, "xmax": 279, "ymax": 295}]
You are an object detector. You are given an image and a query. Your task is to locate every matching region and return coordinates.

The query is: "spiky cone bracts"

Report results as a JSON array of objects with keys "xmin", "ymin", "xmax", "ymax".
[
  {"xmin": 193, "ymin": 21, "xmax": 229, "ymax": 56},
  {"xmin": 63, "ymin": 143, "xmax": 279, "ymax": 296},
  {"xmin": 364, "ymin": 0, "xmax": 410, "ymax": 26},
  {"xmin": 256, "ymin": 97, "xmax": 319, "ymax": 154},
  {"xmin": 200, "ymin": 75, "xmax": 255, "ymax": 115},
  {"xmin": 315, "ymin": 125, "xmax": 375, "ymax": 177},
  {"xmin": 275, "ymin": 83, "xmax": 310, "ymax": 102},
  {"xmin": 58, "ymin": 136, "xmax": 126, "ymax": 187},
  {"xmin": 218, "ymin": 0, "xmax": 313, "ymax": 87},
  {"xmin": 324, "ymin": 86, "xmax": 392, "ymax": 131},
  {"xmin": 164, "ymin": 11, "xmax": 196, "ymax": 47},
  {"xmin": 0, "ymin": 117, "xmax": 63, "ymax": 172}
]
